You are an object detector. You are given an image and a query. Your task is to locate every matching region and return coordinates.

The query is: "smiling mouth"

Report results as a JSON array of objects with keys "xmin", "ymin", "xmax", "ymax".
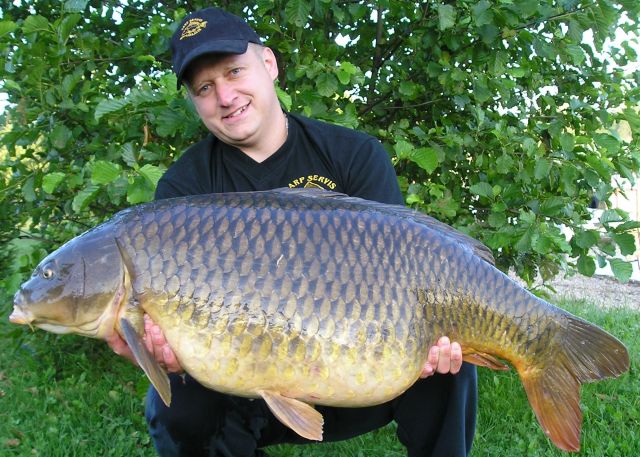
[{"xmin": 225, "ymin": 103, "xmax": 249, "ymax": 120}]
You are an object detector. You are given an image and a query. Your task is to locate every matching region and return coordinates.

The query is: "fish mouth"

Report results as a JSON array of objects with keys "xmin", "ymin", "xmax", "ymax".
[{"xmin": 9, "ymin": 306, "xmax": 32, "ymax": 325}]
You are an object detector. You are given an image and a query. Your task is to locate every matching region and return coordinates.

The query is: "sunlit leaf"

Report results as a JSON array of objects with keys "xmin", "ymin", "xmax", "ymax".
[
  {"xmin": 42, "ymin": 172, "xmax": 66, "ymax": 194},
  {"xmin": 91, "ymin": 161, "xmax": 121, "ymax": 185}
]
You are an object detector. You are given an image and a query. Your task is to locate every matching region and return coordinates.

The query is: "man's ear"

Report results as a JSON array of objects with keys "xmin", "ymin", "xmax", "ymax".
[{"xmin": 262, "ymin": 46, "xmax": 279, "ymax": 81}]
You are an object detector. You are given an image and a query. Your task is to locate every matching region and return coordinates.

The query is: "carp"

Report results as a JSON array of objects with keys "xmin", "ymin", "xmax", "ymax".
[{"xmin": 9, "ymin": 188, "xmax": 629, "ymax": 451}]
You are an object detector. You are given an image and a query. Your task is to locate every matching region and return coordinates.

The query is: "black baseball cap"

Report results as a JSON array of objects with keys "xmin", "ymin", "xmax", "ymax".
[{"xmin": 170, "ymin": 7, "xmax": 263, "ymax": 88}]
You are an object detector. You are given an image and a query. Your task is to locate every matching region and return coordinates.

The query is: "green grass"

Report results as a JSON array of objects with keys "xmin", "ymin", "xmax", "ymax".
[{"xmin": 1, "ymin": 299, "xmax": 637, "ymax": 456}]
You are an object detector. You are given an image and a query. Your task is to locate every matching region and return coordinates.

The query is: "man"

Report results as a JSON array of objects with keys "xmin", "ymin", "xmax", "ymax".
[{"xmin": 108, "ymin": 7, "xmax": 477, "ymax": 457}]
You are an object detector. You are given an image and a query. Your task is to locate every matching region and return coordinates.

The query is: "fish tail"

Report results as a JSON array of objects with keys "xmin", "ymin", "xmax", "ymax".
[{"xmin": 519, "ymin": 313, "xmax": 629, "ymax": 452}]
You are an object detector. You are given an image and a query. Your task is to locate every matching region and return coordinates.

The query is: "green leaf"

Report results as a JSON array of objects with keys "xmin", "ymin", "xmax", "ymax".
[
  {"xmin": 22, "ymin": 15, "xmax": 50, "ymax": 34},
  {"xmin": 438, "ymin": 4, "xmax": 456, "ymax": 30},
  {"xmin": 614, "ymin": 221, "xmax": 640, "ymax": 232},
  {"xmin": 285, "ymin": 0, "xmax": 311, "ymax": 27},
  {"xmin": 509, "ymin": 67, "xmax": 527, "ymax": 78},
  {"xmin": 539, "ymin": 196, "xmax": 565, "ymax": 216},
  {"xmin": 409, "ymin": 147, "xmax": 439, "ymax": 174},
  {"xmin": 612, "ymin": 233, "xmax": 636, "ymax": 256},
  {"xmin": 2, "ymin": 79, "xmax": 20, "ymax": 92},
  {"xmin": 58, "ymin": 14, "xmax": 81, "ymax": 42},
  {"xmin": 532, "ymin": 234, "xmax": 553, "ymax": 254},
  {"xmin": 138, "ymin": 164, "xmax": 164, "ymax": 187},
  {"xmin": 336, "ymin": 69, "xmax": 351, "ymax": 85},
  {"xmin": 120, "ymin": 143, "xmax": 137, "ymax": 167},
  {"xmin": 472, "ymin": 77, "xmax": 492, "ymax": 103},
  {"xmin": 0, "ymin": 21, "xmax": 17, "ymax": 37},
  {"xmin": 577, "ymin": 255, "xmax": 596, "ymax": 276},
  {"xmin": 609, "ymin": 258, "xmax": 633, "ymax": 283},
  {"xmin": 127, "ymin": 176, "xmax": 154, "ymax": 204},
  {"xmin": 394, "ymin": 140, "xmax": 413, "ymax": 159},
  {"xmin": 564, "ymin": 44, "xmax": 585, "ymax": 66},
  {"xmin": 470, "ymin": 182, "xmax": 494, "ymax": 199},
  {"xmin": 600, "ymin": 209, "xmax": 624, "ymax": 224},
  {"xmin": 22, "ymin": 176, "xmax": 37, "ymax": 202},
  {"xmin": 155, "ymin": 110, "xmax": 184, "ymax": 137},
  {"xmin": 42, "ymin": 172, "xmax": 66, "ymax": 194},
  {"xmin": 91, "ymin": 161, "xmax": 121, "ymax": 185},
  {"xmin": 316, "ymin": 73, "xmax": 338, "ymax": 97},
  {"xmin": 515, "ymin": 228, "xmax": 533, "ymax": 252},
  {"xmin": 339, "ymin": 61, "xmax": 357, "ymax": 75},
  {"xmin": 594, "ymin": 133, "xmax": 620, "ymax": 153},
  {"xmin": 623, "ymin": 108, "xmax": 640, "ymax": 131},
  {"xmin": 534, "ymin": 159, "xmax": 551, "ymax": 180},
  {"xmin": 523, "ymin": 137, "xmax": 538, "ymax": 155},
  {"xmin": 559, "ymin": 133, "xmax": 574, "ymax": 152},
  {"xmin": 560, "ymin": 164, "xmax": 579, "ymax": 196},
  {"xmin": 50, "ymin": 124, "xmax": 73, "ymax": 149},
  {"xmin": 276, "ymin": 86, "xmax": 292, "ymax": 111},
  {"xmin": 399, "ymin": 82, "xmax": 419, "ymax": 99},
  {"xmin": 94, "ymin": 98, "xmax": 129, "ymax": 121},
  {"xmin": 63, "ymin": 0, "xmax": 88, "ymax": 12},
  {"xmin": 496, "ymin": 154, "xmax": 514, "ymax": 174},
  {"xmin": 472, "ymin": 1, "xmax": 493, "ymax": 26},
  {"xmin": 490, "ymin": 51, "xmax": 508, "ymax": 75},
  {"xmin": 574, "ymin": 230, "xmax": 600, "ymax": 249},
  {"xmin": 488, "ymin": 211, "xmax": 506, "ymax": 228},
  {"xmin": 72, "ymin": 185, "xmax": 100, "ymax": 213}
]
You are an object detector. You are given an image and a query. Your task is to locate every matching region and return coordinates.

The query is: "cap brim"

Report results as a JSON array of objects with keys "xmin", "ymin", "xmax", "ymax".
[{"xmin": 176, "ymin": 40, "xmax": 250, "ymax": 88}]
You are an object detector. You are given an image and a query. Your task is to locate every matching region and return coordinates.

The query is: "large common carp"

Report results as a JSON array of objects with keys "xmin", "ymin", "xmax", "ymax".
[{"xmin": 10, "ymin": 188, "xmax": 629, "ymax": 451}]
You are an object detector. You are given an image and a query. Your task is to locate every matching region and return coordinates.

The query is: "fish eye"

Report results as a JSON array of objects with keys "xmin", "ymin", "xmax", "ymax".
[{"xmin": 41, "ymin": 267, "xmax": 55, "ymax": 280}]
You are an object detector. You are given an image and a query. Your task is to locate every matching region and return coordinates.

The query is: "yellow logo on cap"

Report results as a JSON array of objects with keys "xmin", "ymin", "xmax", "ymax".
[{"xmin": 180, "ymin": 18, "xmax": 207, "ymax": 40}]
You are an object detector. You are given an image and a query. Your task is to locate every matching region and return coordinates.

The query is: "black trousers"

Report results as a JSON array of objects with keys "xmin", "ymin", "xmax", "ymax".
[{"xmin": 145, "ymin": 363, "xmax": 477, "ymax": 457}]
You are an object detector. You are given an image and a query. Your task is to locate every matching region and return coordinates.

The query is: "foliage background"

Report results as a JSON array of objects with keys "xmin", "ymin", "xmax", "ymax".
[{"xmin": 1, "ymin": 0, "xmax": 640, "ymax": 293}]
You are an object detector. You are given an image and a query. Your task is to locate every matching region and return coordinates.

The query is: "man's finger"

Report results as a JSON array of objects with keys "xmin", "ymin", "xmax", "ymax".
[
  {"xmin": 162, "ymin": 344, "xmax": 182, "ymax": 373},
  {"xmin": 449, "ymin": 342, "xmax": 463, "ymax": 374},
  {"xmin": 435, "ymin": 336, "xmax": 451, "ymax": 374}
]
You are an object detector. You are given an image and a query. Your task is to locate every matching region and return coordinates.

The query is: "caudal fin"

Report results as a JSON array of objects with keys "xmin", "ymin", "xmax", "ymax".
[{"xmin": 520, "ymin": 313, "xmax": 629, "ymax": 452}]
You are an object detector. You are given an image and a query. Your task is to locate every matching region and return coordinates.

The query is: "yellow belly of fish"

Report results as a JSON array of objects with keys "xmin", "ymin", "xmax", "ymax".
[{"xmin": 155, "ymin": 309, "xmax": 423, "ymax": 407}]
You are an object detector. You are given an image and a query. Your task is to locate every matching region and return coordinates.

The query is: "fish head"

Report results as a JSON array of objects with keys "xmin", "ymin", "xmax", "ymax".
[{"xmin": 9, "ymin": 230, "xmax": 125, "ymax": 339}]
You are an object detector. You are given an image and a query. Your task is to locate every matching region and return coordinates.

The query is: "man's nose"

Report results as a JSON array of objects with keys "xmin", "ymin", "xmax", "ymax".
[{"xmin": 216, "ymin": 81, "xmax": 237, "ymax": 107}]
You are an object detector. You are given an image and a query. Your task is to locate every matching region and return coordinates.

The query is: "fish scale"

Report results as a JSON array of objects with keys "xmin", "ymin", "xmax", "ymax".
[{"xmin": 10, "ymin": 188, "xmax": 630, "ymax": 450}]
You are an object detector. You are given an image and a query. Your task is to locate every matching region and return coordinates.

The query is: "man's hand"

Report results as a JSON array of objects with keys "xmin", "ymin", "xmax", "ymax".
[
  {"xmin": 419, "ymin": 336, "xmax": 463, "ymax": 378},
  {"xmin": 106, "ymin": 315, "xmax": 183, "ymax": 373}
]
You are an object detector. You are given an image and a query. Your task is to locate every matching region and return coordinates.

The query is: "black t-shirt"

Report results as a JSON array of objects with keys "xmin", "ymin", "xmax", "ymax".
[{"xmin": 155, "ymin": 114, "xmax": 403, "ymax": 205}]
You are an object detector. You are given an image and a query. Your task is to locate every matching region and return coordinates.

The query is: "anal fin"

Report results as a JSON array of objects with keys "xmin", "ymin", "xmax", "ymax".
[
  {"xmin": 463, "ymin": 350, "xmax": 510, "ymax": 370},
  {"xmin": 258, "ymin": 389, "xmax": 324, "ymax": 441},
  {"xmin": 120, "ymin": 317, "xmax": 172, "ymax": 406}
]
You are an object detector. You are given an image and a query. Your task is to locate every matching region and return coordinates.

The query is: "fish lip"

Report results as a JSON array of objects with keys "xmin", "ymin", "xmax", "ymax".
[{"xmin": 9, "ymin": 306, "xmax": 31, "ymax": 325}]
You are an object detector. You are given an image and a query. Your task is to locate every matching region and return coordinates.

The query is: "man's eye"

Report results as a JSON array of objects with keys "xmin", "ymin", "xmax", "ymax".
[
  {"xmin": 230, "ymin": 68, "xmax": 242, "ymax": 76},
  {"xmin": 198, "ymin": 84, "xmax": 210, "ymax": 94}
]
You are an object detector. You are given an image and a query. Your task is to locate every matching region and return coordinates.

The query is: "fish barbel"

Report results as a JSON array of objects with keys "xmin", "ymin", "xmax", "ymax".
[{"xmin": 9, "ymin": 188, "xmax": 629, "ymax": 451}]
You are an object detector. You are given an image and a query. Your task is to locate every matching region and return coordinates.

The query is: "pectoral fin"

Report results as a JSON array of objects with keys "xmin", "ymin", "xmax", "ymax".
[
  {"xmin": 258, "ymin": 389, "xmax": 324, "ymax": 441},
  {"xmin": 120, "ymin": 317, "xmax": 172, "ymax": 406}
]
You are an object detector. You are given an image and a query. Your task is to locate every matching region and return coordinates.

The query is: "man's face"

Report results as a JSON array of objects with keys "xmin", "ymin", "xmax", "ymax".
[{"xmin": 186, "ymin": 44, "xmax": 280, "ymax": 153}]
